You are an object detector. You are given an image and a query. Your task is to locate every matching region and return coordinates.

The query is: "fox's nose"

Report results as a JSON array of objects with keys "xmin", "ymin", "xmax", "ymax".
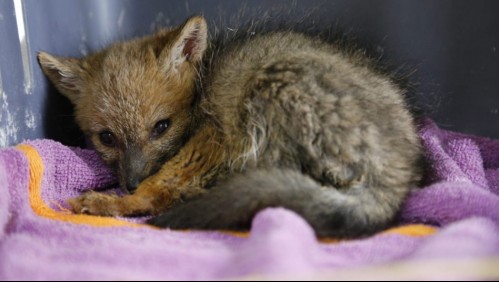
[
  {"xmin": 123, "ymin": 147, "xmax": 148, "ymax": 194},
  {"xmin": 125, "ymin": 178, "xmax": 141, "ymax": 194}
]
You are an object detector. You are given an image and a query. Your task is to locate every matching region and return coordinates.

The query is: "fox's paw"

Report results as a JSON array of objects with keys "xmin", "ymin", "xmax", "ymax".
[{"xmin": 68, "ymin": 191, "xmax": 123, "ymax": 216}]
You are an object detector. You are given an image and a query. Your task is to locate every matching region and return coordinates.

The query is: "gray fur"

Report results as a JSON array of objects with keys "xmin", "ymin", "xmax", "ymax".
[{"xmin": 150, "ymin": 31, "xmax": 423, "ymax": 237}]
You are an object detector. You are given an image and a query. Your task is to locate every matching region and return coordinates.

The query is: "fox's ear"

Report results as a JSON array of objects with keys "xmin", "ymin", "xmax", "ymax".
[
  {"xmin": 38, "ymin": 52, "xmax": 85, "ymax": 105},
  {"xmin": 167, "ymin": 16, "xmax": 208, "ymax": 70}
]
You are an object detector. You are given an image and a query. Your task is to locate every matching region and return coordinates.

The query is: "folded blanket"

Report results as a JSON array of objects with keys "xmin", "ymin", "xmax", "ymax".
[
  {"xmin": 0, "ymin": 119, "xmax": 498, "ymax": 280},
  {"xmin": 401, "ymin": 121, "xmax": 499, "ymax": 225}
]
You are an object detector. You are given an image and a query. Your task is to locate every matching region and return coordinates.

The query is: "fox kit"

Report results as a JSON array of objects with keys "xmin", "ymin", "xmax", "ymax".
[{"xmin": 38, "ymin": 16, "xmax": 422, "ymax": 238}]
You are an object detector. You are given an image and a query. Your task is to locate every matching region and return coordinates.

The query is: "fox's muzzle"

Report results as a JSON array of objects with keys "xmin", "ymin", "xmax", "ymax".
[{"xmin": 122, "ymin": 147, "xmax": 152, "ymax": 193}]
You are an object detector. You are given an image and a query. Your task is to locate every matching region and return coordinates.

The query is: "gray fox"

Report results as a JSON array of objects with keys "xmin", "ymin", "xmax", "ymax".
[{"xmin": 38, "ymin": 16, "xmax": 423, "ymax": 238}]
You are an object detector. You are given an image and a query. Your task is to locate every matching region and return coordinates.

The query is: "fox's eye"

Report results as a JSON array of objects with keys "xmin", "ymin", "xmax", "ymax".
[
  {"xmin": 151, "ymin": 119, "xmax": 170, "ymax": 138},
  {"xmin": 99, "ymin": 131, "xmax": 116, "ymax": 147}
]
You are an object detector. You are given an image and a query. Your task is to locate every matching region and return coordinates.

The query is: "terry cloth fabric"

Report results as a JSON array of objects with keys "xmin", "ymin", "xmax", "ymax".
[
  {"xmin": 0, "ymin": 119, "xmax": 498, "ymax": 280},
  {"xmin": 401, "ymin": 119, "xmax": 499, "ymax": 225}
]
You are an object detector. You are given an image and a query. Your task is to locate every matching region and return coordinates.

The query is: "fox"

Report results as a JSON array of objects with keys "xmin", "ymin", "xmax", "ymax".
[{"xmin": 38, "ymin": 15, "xmax": 423, "ymax": 238}]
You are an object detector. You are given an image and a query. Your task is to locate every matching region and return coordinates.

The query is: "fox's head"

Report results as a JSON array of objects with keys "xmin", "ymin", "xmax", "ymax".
[{"xmin": 38, "ymin": 16, "xmax": 208, "ymax": 193}]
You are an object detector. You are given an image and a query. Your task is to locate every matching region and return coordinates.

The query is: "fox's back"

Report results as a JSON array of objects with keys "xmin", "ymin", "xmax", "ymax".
[{"xmin": 204, "ymin": 32, "xmax": 421, "ymax": 191}]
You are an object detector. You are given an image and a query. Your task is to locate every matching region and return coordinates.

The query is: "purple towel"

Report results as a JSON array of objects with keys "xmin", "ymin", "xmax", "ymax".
[
  {"xmin": 0, "ymin": 119, "xmax": 498, "ymax": 280},
  {"xmin": 401, "ymin": 119, "xmax": 499, "ymax": 225}
]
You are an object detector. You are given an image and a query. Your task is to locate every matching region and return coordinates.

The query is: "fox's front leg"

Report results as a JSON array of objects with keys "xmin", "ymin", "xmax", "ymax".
[
  {"xmin": 68, "ymin": 169, "xmax": 207, "ymax": 216},
  {"xmin": 68, "ymin": 183, "xmax": 170, "ymax": 217},
  {"xmin": 69, "ymin": 123, "xmax": 224, "ymax": 217},
  {"xmin": 68, "ymin": 191, "xmax": 123, "ymax": 216},
  {"xmin": 68, "ymin": 184, "xmax": 168, "ymax": 216}
]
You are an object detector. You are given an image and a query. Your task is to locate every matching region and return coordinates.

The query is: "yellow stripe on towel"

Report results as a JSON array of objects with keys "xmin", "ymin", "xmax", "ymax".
[{"xmin": 16, "ymin": 144, "xmax": 141, "ymax": 228}]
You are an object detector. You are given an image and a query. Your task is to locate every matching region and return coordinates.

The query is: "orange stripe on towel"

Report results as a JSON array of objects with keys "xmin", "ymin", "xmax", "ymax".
[
  {"xmin": 319, "ymin": 225, "xmax": 437, "ymax": 244},
  {"xmin": 16, "ymin": 144, "xmax": 141, "ymax": 228},
  {"xmin": 382, "ymin": 224, "xmax": 438, "ymax": 237}
]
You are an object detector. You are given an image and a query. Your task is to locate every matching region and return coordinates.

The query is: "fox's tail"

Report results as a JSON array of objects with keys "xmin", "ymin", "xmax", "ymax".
[{"xmin": 148, "ymin": 168, "xmax": 407, "ymax": 238}]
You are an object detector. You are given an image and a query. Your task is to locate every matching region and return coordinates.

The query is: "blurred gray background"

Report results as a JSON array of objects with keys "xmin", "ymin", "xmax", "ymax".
[{"xmin": 1, "ymin": 0, "xmax": 498, "ymax": 147}]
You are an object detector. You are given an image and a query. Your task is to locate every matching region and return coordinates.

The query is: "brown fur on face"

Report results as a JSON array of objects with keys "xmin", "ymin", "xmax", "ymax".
[{"xmin": 39, "ymin": 16, "xmax": 208, "ymax": 192}]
